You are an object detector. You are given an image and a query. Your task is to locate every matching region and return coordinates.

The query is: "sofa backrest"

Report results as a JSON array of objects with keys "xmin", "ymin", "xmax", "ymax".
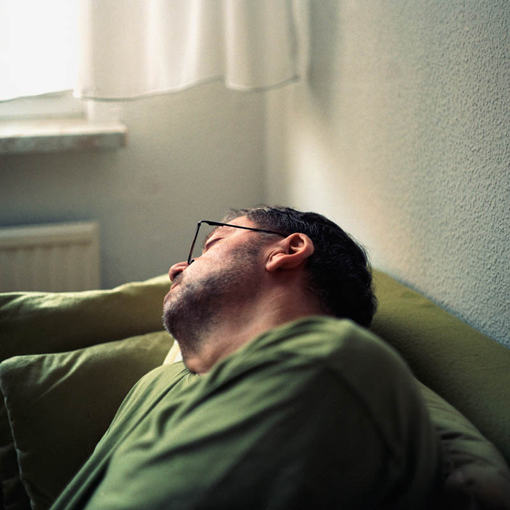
[{"xmin": 371, "ymin": 269, "xmax": 510, "ymax": 465}]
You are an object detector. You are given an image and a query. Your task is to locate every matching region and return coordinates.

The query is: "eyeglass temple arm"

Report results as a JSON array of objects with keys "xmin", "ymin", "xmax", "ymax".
[{"xmin": 199, "ymin": 220, "xmax": 285, "ymax": 236}]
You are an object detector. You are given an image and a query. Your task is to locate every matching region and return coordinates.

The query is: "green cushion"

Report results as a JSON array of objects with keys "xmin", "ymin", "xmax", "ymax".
[
  {"xmin": 0, "ymin": 275, "xmax": 171, "ymax": 510},
  {"xmin": 419, "ymin": 382, "xmax": 510, "ymax": 507},
  {"xmin": 0, "ymin": 403, "xmax": 31, "ymax": 510},
  {"xmin": 0, "ymin": 274, "xmax": 170, "ymax": 361},
  {"xmin": 371, "ymin": 270, "xmax": 510, "ymax": 466},
  {"xmin": 0, "ymin": 331, "xmax": 171, "ymax": 510}
]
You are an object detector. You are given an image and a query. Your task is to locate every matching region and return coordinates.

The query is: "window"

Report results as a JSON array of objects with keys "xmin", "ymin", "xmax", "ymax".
[
  {"xmin": 0, "ymin": 0, "xmax": 80, "ymax": 104},
  {"xmin": 0, "ymin": 1, "xmax": 125, "ymax": 155}
]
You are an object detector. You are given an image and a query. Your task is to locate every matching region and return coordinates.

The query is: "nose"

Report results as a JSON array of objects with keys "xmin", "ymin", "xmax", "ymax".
[{"xmin": 169, "ymin": 261, "xmax": 189, "ymax": 283}]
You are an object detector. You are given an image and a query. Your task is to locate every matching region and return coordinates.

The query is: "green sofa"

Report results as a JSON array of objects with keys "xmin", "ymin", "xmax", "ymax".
[{"xmin": 0, "ymin": 270, "xmax": 509, "ymax": 509}]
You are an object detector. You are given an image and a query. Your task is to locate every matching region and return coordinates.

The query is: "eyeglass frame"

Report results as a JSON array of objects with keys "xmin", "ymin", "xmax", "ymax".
[{"xmin": 187, "ymin": 220, "xmax": 286, "ymax": 265}]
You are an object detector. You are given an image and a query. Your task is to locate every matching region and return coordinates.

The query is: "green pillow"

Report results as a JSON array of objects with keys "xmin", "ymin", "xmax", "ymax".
[
  {"xmin": 0, "ymin": 274, "xmax": 170, "ymax": 510},
  {"xmin": 371, "ymin": 270, "xmax": 510, "ymax": 466},
  {"xmin": 419, "ymin": 382, "xmax": 510, "ymax": 507},
  {"xmin": 0, "ymin": 403, "xmax": 31, "ymax": 510},
  {"xmin": 0, "ymin": 274, "xmax": 170, "ymax": 361},
  {"xmin": 0, "ymin": 331, "xmax": 171, "ymax": 510}
]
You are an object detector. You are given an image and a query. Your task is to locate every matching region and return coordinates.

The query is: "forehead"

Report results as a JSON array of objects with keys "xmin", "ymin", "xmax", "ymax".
[
  {"xmin": 221, "ymin": 216, "xmax": 256, "ymax": 228},
  {"xmin": 213, "ymin": 216, "xmax": 257, "ymax": 234}
]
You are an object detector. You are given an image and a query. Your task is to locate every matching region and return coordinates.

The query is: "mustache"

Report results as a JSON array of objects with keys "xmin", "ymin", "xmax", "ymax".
[{"xmin": 172, "ymin": 271, "xmax": 185, "ymax": 285}]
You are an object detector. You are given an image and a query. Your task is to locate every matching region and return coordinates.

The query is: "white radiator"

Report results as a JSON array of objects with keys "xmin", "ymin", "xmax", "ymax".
[{"xmin": 0, "ymin": 222, "xmax": 100, "ymax": 292}]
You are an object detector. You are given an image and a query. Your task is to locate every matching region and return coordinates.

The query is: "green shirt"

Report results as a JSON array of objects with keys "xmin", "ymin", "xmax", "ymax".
[{"xmin": 51, "ymin": 317, "xmax": 440, "ymax": 509}]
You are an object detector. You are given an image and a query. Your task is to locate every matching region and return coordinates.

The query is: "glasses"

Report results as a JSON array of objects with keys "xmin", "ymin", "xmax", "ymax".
[{"xmin": 187, "ymin": 220, "xmax": 286, "ymax": 265}]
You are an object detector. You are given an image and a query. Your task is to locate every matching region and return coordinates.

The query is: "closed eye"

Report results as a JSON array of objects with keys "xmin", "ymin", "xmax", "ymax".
[{"xmin": 203, "ymin": 237, "xmax": 222, "ymax": 253}]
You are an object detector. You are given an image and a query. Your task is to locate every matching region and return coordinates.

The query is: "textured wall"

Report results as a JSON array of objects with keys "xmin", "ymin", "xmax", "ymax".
[
  {"xmin": 266, "ymin": 0, "xmax": 510, "ymax": 345},
  {"xmin": 0, "ymin": 82, "xmax": 266, "ymax": 288}
]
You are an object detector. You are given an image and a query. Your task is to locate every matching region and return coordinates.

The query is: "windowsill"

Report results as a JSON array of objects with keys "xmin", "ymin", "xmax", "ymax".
[{"xmin": 0, "ymin": 117, "xmax": 127, "ymax": 155}]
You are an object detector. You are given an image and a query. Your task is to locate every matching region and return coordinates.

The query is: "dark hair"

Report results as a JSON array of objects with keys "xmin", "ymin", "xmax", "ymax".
[{"xmin": 225, "ymin": 205, "xmax": 377, "ymax": 327}]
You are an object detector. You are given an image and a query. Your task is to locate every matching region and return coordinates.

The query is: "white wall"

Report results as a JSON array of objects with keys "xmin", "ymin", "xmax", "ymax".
[
  {"xmin": 0, "ymin": 82, "xmax": 266, "ymax": 288},
  {"xmin": 266, "ymin": 0, "xmax": 510, "ymax": 346},
  {"xmin": 1, "ymin": 1, "xmax": 508, "ymax": 346}
]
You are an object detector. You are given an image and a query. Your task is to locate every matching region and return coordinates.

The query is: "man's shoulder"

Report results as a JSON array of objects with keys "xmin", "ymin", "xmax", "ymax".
[
  {"xmin": 249, "ymin": 316, "xmax": 396, "ymax": 362},
  {"xmin": 215, "ymin": 316, "xmax": 407, "ymax": 385}
]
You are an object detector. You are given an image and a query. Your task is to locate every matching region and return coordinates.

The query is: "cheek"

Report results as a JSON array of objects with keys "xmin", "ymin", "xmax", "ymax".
[
  {"xmin": 183, "ymin": 258, "xmax": 216, "ymax": 282},
  {"xmin": 199, "ymin": 246, "xmax": 228, "ymax": 266}
]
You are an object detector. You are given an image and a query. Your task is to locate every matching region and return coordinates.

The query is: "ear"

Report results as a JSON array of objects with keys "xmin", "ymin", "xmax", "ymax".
[{"xmin": 266, "ymin": 233, "xmax": 314, "ymax": 272}]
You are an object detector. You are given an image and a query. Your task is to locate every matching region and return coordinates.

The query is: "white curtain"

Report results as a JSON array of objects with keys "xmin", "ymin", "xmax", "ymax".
[
  {"xmin": 77, "ymin": 0, "xmax": 300, "ymax": 99},
  {"xmin": 0, "ymin": 0, "xmax": 300, "ymax": 102}
]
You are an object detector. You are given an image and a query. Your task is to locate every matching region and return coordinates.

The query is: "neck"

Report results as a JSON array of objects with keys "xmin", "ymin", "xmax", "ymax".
[{"xmin": 182, "ymin": 286, "xmax": 323, "ymax": 375}]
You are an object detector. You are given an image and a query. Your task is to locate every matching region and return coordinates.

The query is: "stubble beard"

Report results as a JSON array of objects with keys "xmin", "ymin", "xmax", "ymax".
[{"xmin": 162, "ymin": 242, "xmax": 261, "ymax": 361}]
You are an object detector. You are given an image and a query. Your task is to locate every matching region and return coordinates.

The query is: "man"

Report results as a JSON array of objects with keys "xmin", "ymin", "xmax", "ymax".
[
  {"xmin": 52, "ymin": 206, "xmax": 441, "ymax": 509},
  {"xmin": 162, "ymin": 207, "xmax": 377, "ymax": 374}
]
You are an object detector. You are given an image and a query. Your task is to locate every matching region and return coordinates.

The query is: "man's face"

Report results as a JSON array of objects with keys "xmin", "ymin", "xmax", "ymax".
[{"xmin": 162, "ymin": 216, "xmax": 265, "ymax": 358}]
